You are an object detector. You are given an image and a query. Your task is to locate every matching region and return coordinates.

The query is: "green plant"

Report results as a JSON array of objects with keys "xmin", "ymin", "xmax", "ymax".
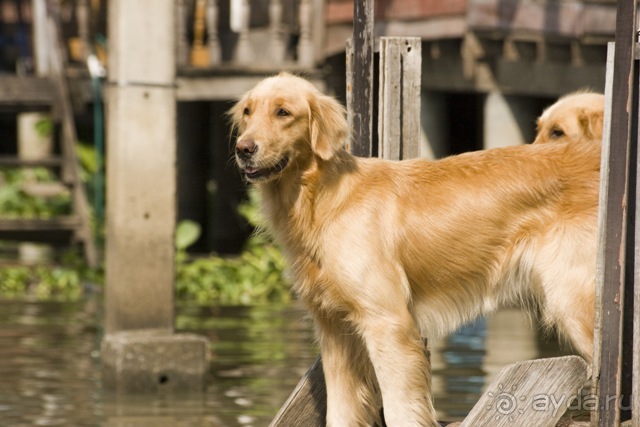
[
  {"xmin": 175, "ymin": 189, "xmax": 290, "ymax": 305},
  {"xmin": 35, "ymin": 117, "xmax": 54, "ymax": 138},
  {"xmin": 0, "ymin": 168, "xmax": 71, "ymax": 218}
]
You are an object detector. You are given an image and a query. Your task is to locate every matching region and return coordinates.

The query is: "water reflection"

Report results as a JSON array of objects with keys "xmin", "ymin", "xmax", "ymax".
[{"xmin": 0, "ymin": 300, "xmax": 566, "ymax": 426}]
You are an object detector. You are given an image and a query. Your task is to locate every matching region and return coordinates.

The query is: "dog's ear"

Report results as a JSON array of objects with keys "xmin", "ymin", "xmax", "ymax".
[
  {"xmin": 308, "ymin": 93, "xmax": 349, "ymax": 161},
  {"xmin": 579, "ymin": 108, "xmax": 604, "ymax": 142}
]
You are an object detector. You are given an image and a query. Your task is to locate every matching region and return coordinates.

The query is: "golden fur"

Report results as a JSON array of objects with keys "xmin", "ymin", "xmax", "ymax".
[
  {"xmin": 534, "ymin": 91, "xmax": 604, "ymax": 144},
  {"xmin": 230, "ymin": 73, "xmax": 600, "ymax": 426}
]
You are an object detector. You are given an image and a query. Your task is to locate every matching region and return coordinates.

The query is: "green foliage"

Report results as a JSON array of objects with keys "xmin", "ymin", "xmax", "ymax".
[
  {"xmin": 0, "ymin": 266, "xmax": 82, "ymax": 300},
  {"xmin": 175, "ymin": 189, "xmax": 290, "ymax": 305},
  {"xmin": 0, "ymin": 168, "xmax": 71, "ymax": 218},
  {"xmin": 35, "ymin": 117, "xmax": 54, "ymax": 138},
  {"xmin": 175, "ymin": 220, "xmax": 202, "ymax": 252},
  {"xmin": 0, "ymin": 255, "xmax": 101, "ymax": 301},
  {"xmin": 0, "ymin": 184, "xmax": 288, "ymax": 305}
]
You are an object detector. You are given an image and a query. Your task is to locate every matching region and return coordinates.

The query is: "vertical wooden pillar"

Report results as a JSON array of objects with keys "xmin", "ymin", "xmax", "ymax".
[
  {"xmin": 348, "ymin": 0, "xmax": 374, "ymax": 157},
  {"xmin": 31, "ymin": 0, "xmax": 50, "ymax": 75},
  {"xmin": 593, "ymin": 0, "xmax": 637, "ymax": 424},
  {"xmin": 104, "ymin": 0, "xmax": 177, "ymax": 333},
  {"xmin": 378, "ymin": 37, "xmax": 421, "ymax": 160}
]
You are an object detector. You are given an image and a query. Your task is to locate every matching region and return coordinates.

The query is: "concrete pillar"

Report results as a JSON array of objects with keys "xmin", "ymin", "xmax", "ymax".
[
  {"xmin": 483, "ymin": 91, "xmax": 537, "ymax": 149},
  {"xmin": 31, "ymin": 0, "xmax": 50, "ymax": 76},
  {"xmin": 103, "ymin": 0, "xmax": 209, "ymax": 393},
  {"xmin": 17, "ymin": 112, "xmax": 54, "ymax": 264}
]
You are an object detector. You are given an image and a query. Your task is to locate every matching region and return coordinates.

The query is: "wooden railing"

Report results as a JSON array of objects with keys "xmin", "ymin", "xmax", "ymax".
[{"xmin": 176, "ymin": 0, "xmax": 324, "ymax": 72}]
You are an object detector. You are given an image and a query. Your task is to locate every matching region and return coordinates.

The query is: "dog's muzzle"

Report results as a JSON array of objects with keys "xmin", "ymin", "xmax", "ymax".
[{"xmin": 238, "ymin": 156, "xmax": 289, "ymax": 182}]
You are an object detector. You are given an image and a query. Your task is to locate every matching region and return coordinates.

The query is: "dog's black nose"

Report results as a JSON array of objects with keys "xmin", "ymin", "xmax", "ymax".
[{"xmin": 236, "ymin": 139, "xmax": 258, "ymax": 159}]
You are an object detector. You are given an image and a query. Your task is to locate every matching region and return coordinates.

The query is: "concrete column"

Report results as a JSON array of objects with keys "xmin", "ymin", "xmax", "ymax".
[
  {"xmin": 104, "ymin": 0, "xmax": 176, "ymax": 333},
  {"xmin": 483, "ymin": 91, "xmax": 537, "ymax": 149},
  {"xmin": 31, "ymin": 0, "xmax": 50, "ymax": 76},
  {"xmin": 103, "ymin": 0, "xmax": 209, "ymax": 393},
  {"xmin": 17, "ymin": 112, "xmax": 54, "ymax": 264}
]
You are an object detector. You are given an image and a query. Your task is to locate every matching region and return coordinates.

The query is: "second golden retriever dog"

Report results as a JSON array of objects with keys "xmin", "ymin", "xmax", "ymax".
[
  {"xmin": 534, "ymin": 91, "xmax": 604, "ymax": 144},
  {"xmin": 230, "ymin": 73, "xmax": 600, "ymax": 426}
]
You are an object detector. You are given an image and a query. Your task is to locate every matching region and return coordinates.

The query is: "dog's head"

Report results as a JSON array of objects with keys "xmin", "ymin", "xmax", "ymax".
[
  {"xmin": 533, "ymin": 91, "xmax": 604, "ymax": 145},
  {"xmin": 229, "ymin": 73, "xmax": 349, "ymax": 183}
]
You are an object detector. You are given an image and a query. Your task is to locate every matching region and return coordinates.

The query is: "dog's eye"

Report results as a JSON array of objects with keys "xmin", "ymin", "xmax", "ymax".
[
  {"xmin": 550, "ymin": 128, "xmax": 565, "ymax": 138},
  {"xmin": 243, "ymin": 107, "xmax": 250, "ymax": 116},
  {"xmin": 276, "ymin": 108, "xmax": 290, "ymax": 117}
]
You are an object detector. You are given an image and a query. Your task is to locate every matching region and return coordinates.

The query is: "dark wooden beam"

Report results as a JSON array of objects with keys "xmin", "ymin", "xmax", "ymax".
[
  {"xmin": 594, "ymin": 0, "xmax": 637, "ymax": 425},
  {"xmin": 349, "ymin": 0, "xmax": 374, "ymax": 158}
]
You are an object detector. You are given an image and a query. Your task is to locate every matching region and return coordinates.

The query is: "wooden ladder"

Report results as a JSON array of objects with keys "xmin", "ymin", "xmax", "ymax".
[{"xmin": 0, "ymin": 11, "xmax": 97, "ymax": 268}]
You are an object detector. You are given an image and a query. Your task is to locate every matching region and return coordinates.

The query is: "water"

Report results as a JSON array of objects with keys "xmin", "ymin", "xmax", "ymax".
[{"xmin": 0, "ymin": 299, "xmax": 567, "ymax": 426}]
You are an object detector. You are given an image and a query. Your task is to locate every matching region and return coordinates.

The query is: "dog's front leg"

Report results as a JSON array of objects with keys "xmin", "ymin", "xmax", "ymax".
[
  {"xmin": 316, "ymin": 315, "xmax": 380, "ymax": 427},
  {"xmin": 359, "ymin": 310, "xmax": 437, "ymax": 427}
]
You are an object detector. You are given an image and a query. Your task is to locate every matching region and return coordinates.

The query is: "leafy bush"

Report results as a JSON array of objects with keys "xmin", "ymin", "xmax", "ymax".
[
  {"xmin": 0, "ymin": 186, "xmax": 289, "ymax": 305},
  {"xmin": 0, "ymin": 168, "xmax": 71, "ymax": 218},
  {"xmin": 175, "ymin": 190, "xmax": 290, "ymax": 305},
  {"xmin": 0, "ymin": 250, "xmax": 101, "ymax": 301}
]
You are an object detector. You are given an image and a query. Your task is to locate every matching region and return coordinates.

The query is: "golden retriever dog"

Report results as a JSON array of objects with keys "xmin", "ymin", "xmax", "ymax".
[
  {"xmin": 229, "ymin": 73, "xmax": 600, "ymax": 426},
  {"xmin": 533, "ymin": 91, "xmax": 604, "ymax": 144}
]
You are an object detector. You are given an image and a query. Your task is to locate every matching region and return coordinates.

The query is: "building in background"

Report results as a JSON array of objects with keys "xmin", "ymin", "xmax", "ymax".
[{"xmin": 0, "ymin": 0, "xmax": 615, "ymax": 254}]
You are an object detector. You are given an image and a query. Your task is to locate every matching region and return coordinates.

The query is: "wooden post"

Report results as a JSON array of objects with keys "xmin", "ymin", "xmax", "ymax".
[
  {"xmin": 378, "ymin": 37, "xmax": 421, "ymax": 160},
  {"xmin": 31, "ymin": 0, "xmax": 50, "ymax": 75},
  {"xmin": 297, "ymin": 0, "xmax": 314, "ymax": 68},
  {"xmin": 270, "ymin": 0, "xmax": 286, "ymax": 63},
  {"xmin": 347, "ymin": 0, "xmax": 374, "ymax": 157},
  {"xmin": 76, "ymin": 0, "xmax": 90, "ymax": 61},
  {"xmin": 206, "ymin": 0, "xmax": 222, "ymax": 66},
  {"xmin": 271, "ymin": 32, "xmax": 425, "ymax": 426},
  {"xmin": 175, "ymin": 0, "xmax": 189, "ymax": 68},
  {"xmin": 234, "ymin": 0, "xmax": 252, "ymax": 64},
  {"xmin": 593, "ymin": 0, "xmax": 637, "ymax": 424},
  {"xmin": 190, "ymin": 0, "xmax": 209, "ymax": 67},
  {"xmin": 593, "ymin": 41, "xmax": 615, "ymax": 427}
]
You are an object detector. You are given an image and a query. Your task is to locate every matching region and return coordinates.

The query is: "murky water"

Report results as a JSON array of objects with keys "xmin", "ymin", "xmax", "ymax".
[{"xmin": 0, "ymin": 299, "xmax": 567, "ymax": 426}]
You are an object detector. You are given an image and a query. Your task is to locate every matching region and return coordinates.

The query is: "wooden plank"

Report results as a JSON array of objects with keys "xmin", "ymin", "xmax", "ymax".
[
  {"xmin": 0, "ymin": 76, "xmax": 54, "ymax": 107},
  {"xmin": 270, "ymin": 340, "xmax": 433, "ymax": 426},
  {"xmin": 46, "ymin": 8, "xmax": 98, "ymax": 268},
  {"xmin": 0, "ymin": 217, "xmax": 79, "ymax": 245},
  {"xmin": 378, "ymin": 38, "xmax": 402, "ymax": 161},
  {"xmin": 269, "ymin": 357, "xmax": 326, "ymax": 427},
  {"xmin": 593, "ymin": 41, "xmax": 615, "ymax": 427},
  {"xmin": 349, "ymin": 0, "xmax": 374, "ymax": 158},
  {"xmin": 593, "ymin": 0, "xmax": 637, "ymax": 423},
  {"xmin": 400, "ymin": 38, "xmax": 421, "ymax": 160},
  {"xmin": 459, "ymin": 356, "xmax": 589, "ymax": 427},
  {"xmin": 378, "ymin": 37, "xmax": 422, "ymax": 160},
  {"xmin": 0, "ymin": 156, "xmax": 64, "ymax": 168},
  {"xmin": 0, "ymin": 217, "xmax": 79, "ymax": 230}
]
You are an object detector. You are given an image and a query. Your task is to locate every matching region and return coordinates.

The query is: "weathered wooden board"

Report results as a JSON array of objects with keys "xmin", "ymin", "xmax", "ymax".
[
  {"xmin": 378, "ymin": 37, "xmax": 421, "ymax": 161},
  {"xmin": 593, "ymin": 0, "xmax": 638, "ymax": 424},
  {"xmin": 269, "ymin": 357, "xmax": 326, "ymax": 427},
  {"xmin": 459, "ymin": 356, "xmax": 589, "ymax": 427},
  {"xmin": 0, "ymin": 76, "xmax": 53, "ymax": 108},
  {"xmin": 348, "ymin": 0, "xmax": 374, "ymax": 158},
  {"xmin": 593, "ymin": 41, "xmax": 614, "ymax": 427}
]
